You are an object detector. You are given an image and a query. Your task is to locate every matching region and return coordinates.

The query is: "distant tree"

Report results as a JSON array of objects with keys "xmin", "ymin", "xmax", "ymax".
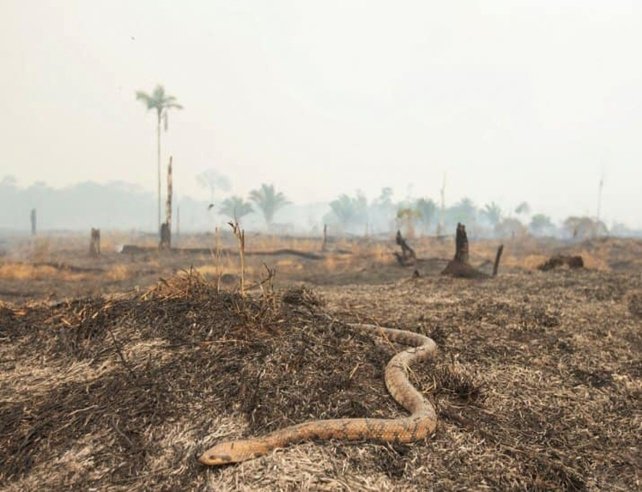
[
  {"xmin": 220, "ymin": 196, "xmax": 253, "ymax": 222},
  {"xmin": 196, "ymin": 169, "xmax": 231, "ymax": 206},
  {"xmin": 495, "ymin": 217, "xmax": 527, "ymax": 238},
  {"xmin": 396, "ymin": 207, "xmax": 421, "ymax": 238},
  {"xmin": 136, "ymin": 84, "xmax": 183, "ymax": 229},
  {"xmin": 0, "ymin": 176, "xmax": 19, "ymax": 218},
  {"xmin": 415, "ymin": 198, "xmax": 437, "ymax": 233},
  {"xmin": 373, "ymin": 187, "xmax": 394, "ymax": 208},
  {"xmin": 1, "ymin": 175, "xmax": 17, "ymax": 188},
  {"xmin": 369, "ymin": 187, "xmax": 395, "ymax": 233},
  {"xmin": 563, "ymin": 216, "xmax": 607, "ymax": 239},
  {"xmin": 529, "ymin": 214, "xmax": 554, "ymax": 236},
  {"xmin": 515, "ymin": 201, "xmax": 531, "ymax": 216},
  {"xmin": 610, "ymin": 222, "xmax": 634, "ymax": 237},
  {"xmin": 481, "ymin": 202, "xmax": 502, "ymax": 227},
  {"xmin": 329, "ymin": 193, "xmax": 368, "ymax": 231},
  {"xmin": 249, "ymin": 184, "xmax": 290, "ymax": 227},
  {"xmin": 446, "ymin": 198, "xmax": 477, "ymax": 226}
]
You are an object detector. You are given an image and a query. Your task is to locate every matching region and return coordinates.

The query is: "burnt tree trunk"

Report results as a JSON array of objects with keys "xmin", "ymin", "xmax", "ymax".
[
  {"xmin": 160, "ymin": 157, "xmax": 173, "ymax": 250},
  {"xmin": 159, "ymin": 222, "xmax": 171, "ymax": 250},
  {"xmin": 454, "ymin": 223, "xmax": 469, "ymax": 263},
  {"xmin": 441, "ymin": 223, "xmax": 489, "ymax": 278},
  {"xmin": 322, "ymin": 224, "xmax": 328, "ymax": 252},
  {"xmin": 89, "ymin": 228, "xmax": 101, "ymax": 257},
  {"xmin": 492, "ymin": 244, "xmax": 504, "ymax": 277},
  {"xmin": 395, "ymin": 230, "xmax": 417, "ymax": 266},
  {"xmin": 30, "ymin": 209, "xmax": 37, "ymax": 236}
]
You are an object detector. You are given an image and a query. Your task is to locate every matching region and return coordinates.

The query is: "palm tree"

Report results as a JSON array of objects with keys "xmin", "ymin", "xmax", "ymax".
[
  {"xmin": 136, "ymin": 85, "xmax": 183, "ymax": 230},
  {"xmin": 481, "ymin": 202, "xmax": 502, "ymax": 227},
  {"xmin": 329, "ymin": 193, "xmax": 368, "ymax": 231},
  {"xmin": 220, "ymin": 196, "xmax": 254, "ymax": 223},
  {"xmin": 249, "ymin": 184, "xmax": 289, "ymax": 228}
]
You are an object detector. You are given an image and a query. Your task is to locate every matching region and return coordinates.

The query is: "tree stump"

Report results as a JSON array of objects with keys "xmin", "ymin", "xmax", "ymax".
[
  {"xmin": 30, "ymin": 209, "xmax": 37, "ymax": 236},
  {"xmin": 89, "ymin": 228, "xmax": 101, "ymax": 257},
  {"xmin": 441, "ymin": 223, "xmax": 490, "ymax": 279},
  {"xmin": 322, "ymin": 224, "xmax": 328, "ymax": 252},
  {"xmin": 453, "ymin": 223, "xmax": 469, "ymax": 264}
]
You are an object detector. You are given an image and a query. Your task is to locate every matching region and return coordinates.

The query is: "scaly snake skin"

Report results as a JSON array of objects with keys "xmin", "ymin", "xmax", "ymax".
[{"xmin": 198, "ymin": 323, "xmax": 438, "ymax": 466}]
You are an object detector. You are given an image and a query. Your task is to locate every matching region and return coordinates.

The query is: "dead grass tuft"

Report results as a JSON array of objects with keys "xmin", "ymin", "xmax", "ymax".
[
  {"xmin": 433, "ymin": 359, "xmax": 484, "ymax": 403},
  {"xmin": 282, "ymin": 285, "xmax": 326, "ymax": 309}
]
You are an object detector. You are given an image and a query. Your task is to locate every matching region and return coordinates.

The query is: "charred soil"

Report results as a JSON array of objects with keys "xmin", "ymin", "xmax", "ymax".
[{"xmin": 1, "ymin": 265, "xmax": 640, "ymax": 490}]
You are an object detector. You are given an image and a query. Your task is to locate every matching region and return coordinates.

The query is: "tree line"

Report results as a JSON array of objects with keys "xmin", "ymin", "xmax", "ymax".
[
  {"xmin": 132, "ymin": 85, "xmax": 626, "ymax": 240},
  {"xmin": 322, "ymin": 188, "xmax": 615, "ymax": 239},
  {"xmin": 1, "ymin": 174, "xmax": 632, "ymax": 239}
]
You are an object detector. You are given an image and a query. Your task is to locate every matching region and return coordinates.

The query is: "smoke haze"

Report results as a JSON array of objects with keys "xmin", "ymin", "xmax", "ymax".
[{"xmin": 1, "ymin": 1, "xmax": 641, "ymax": 229}]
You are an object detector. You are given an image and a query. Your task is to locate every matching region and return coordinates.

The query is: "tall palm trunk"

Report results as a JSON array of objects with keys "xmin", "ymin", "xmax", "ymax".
[{"xmin": 156, "ymin": 109, "xmax": 162, "ymax": 231}]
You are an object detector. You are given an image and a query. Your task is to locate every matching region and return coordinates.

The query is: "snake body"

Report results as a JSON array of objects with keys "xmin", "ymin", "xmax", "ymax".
[{"xmin": 198, "ymin": 323, "xmax": 437, "ymax": 466}]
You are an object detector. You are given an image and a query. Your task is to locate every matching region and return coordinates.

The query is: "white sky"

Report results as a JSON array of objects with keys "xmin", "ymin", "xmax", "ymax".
[{"xmin": 1, "ymin": 0, "xmax": 641, "ymax": 226}]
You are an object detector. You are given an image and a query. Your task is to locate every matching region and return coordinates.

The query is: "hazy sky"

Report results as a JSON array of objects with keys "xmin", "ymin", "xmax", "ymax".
[{"xmin": 1, "ymin": 0, "xmax": 641, "ymax": 226}]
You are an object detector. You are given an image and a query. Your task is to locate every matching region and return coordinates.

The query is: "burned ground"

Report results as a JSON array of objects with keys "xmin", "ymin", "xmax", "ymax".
[
  {"xmin": 0, "ymin": 236, "xmax": 640, "ymax": 490},
  {"xmin": 1, "ymin": 264, "xmax": 640, "ymax": 491}
]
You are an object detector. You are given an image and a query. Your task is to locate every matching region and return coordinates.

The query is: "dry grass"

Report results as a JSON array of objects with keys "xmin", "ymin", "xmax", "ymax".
[
  {"xmin": 0, "ymin": 263, "xmax": 86, "ymax": 281},
  {"xmin": 1, "ymin": 234, "xmax": 639, "ymax": 307},
  {"xmin": 1, "ymin": 267, "xmax": 640, "ymax": 490},
  {"xmin": 29, "ymin": 238, "xmax": 51, "ymax": 262},
  {"xmin": 104, "ymin": 265, "xmax": 132, "ymax": 281}
]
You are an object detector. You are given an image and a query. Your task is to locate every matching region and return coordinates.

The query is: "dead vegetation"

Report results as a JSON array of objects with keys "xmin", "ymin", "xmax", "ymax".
[
  {"xmin": 538, "ymin": 254, "xmax": 585, "ymax": 271},
  {"xmin": 1, "ymin": 264, "xmax": 640, "ymax": 490}
]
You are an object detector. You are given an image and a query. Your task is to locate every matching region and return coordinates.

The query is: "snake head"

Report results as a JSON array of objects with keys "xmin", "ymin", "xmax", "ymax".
[
  {"xmin": 198, "ymin": 439, "xmax": 266, "ymax": 466},
  {"xmin": 198, "ymin": 444, "xmax": 233, "ymax": 466}
]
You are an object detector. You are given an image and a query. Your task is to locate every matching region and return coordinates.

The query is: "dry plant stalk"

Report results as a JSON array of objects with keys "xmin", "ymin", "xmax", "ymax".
[
  {"xmin": 228, "ymin": 221, "xmax": 246, "ymax": 296},
  {"xmin": 209, "ymin": 226, "xmax": 223, "ymax": 293},
  {"xmin": 258, "ymin": 262, "xmax": 277, "ymax": 309}
]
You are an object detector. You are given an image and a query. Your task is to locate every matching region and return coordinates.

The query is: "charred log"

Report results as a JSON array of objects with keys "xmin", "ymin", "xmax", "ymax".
[
  {"xmin": 159, "ymin": 222, "xmax": 171, "ymax": 250},
  {"xmin": 538, "ymin": 255, "xmax": 584, "ymax": 271}
]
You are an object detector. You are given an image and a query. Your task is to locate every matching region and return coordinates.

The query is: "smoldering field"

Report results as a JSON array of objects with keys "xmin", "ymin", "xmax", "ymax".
[{"xmin": 0, "ymin": 232, "xmax": 640, "ymax": 491}]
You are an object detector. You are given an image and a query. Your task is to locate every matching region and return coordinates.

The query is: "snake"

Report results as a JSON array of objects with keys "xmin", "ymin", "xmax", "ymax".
[{"xmin": 198, "ymin": 322, "xmax": 438, "ymax": 466}]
